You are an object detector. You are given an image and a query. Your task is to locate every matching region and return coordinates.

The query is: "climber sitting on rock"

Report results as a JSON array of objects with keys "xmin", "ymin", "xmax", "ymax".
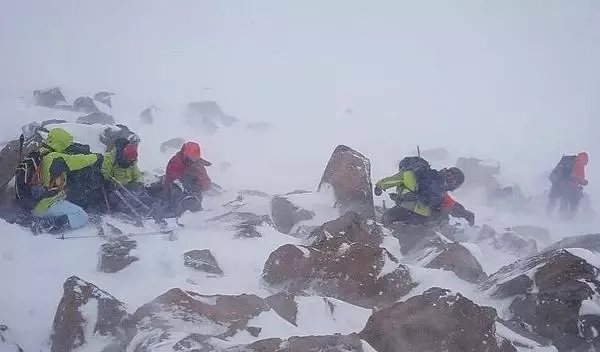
[
  {"xmin": 101, "ymin": 137, "xmax": 155, "ymax": 218},
  {"xmin": 374, "ymin": 157, "xmax": 475, "ymax": 228},
  {"xmin": 160, "ymin": 141, "xmax": 212, "ymax": 217},
  {"xmin": 28, "ymin": 128, "xmax": 103, "ymax": 234}
]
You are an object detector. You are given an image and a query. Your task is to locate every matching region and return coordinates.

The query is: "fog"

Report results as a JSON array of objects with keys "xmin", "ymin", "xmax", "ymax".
[{"xmin": 1, "ymin": 0, "xmax": 599, "ymax": 195}]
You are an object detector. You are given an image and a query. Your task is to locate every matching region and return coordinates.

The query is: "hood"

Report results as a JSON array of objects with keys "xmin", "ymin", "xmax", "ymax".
[
  {"xmin": 45, "ymin": 128, "xmax": 74, "ymax": 152},
  {"xmin": 577, "ymin": 152, "xmax": 589, "ymax": 165}
]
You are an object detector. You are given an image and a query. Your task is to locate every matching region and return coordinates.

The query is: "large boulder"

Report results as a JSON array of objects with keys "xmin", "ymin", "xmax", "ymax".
[
  {"xmin": 360, "ymin": 287, "xmax": 508, "ymax": 352},
  {"xmin": 263, "ymin": 213, "xmax": 416, "ymax": 308},
  {"xmin": 307, "ymin": 210, "xmax": 383, "ymax": 248},
  {"xmin": 98, "ymin": 236, "xmax": 139, "ymax": 273},
  {"xmin": 33, "ymin": 87, "xmax": 67, "ymax": 107},
  {"xmin": 271, "ymin": 195, "xmax": 315, "ymax": 234},
  {"xmin": 139, "ymin": 106, "xmax": 156, "ymax": 124},
  {"xmin": 93, "ymin": 91, "xmax": 114, "ymax": 108},
  {"xmin": 480, "ymin": 249, "xmax": 600, "ymax": 351},
  {"xmin": 72, "ymin": 96, "xmax": 100, "ymax": 113},
  {"xmin": 242, "ymin": 334, "xmax": 371, "ymax": 352},
  {"xmin": 129, "ymin": 289, "xmax": 269, "ymax": 351},
  {"xmin": 318, "ymin": 145, "xmax": 375, "ymax": 220},
  {"xmin": 76, "ymin": 112, "xmax": 116, "ymax": 125},
  {"xmin": 160, "ymin": 137, "xmax": 185, "ymax": 153},
  {"xmin": 391, "ymin": 224, "xmax": 486, "ymax": 283},
  {"xmin": 50, "ymin": 276, "xmax": 133, "ymax": 352}
]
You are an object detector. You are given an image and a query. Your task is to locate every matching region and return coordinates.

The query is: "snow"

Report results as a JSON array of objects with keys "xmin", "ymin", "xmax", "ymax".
[
  {"xmin": 1, "ymin": 1, "xmax": 600, "ymax": 351},
  {"xmin": 495, "ymin": 322, "xmax": 558, "ymax": 352}
]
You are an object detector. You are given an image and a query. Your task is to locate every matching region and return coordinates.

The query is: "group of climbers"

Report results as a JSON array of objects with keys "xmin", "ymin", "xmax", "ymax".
[
  {"xmin": 373, "ymin": 151, "xmax": 590, "ymax": 228},
  {"xmin": 15, "ymin": 127, "xmax": 212, "ymax": 234}
]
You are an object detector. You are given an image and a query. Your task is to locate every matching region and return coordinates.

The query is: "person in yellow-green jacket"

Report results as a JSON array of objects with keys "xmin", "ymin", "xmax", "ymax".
[
  {"xmin": 31, "ymin": 128, "xmax": 103, "ymax": 234},
  {"xmin": 374, "ymin": 159, "xmax": 475, "ymax": 227},
  {"xmin": 101, "ymin": 137, "xmax": 154, "ymax": 216}
]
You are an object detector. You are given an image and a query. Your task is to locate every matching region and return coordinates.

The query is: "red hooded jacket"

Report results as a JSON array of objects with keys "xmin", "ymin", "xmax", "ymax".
[
  {"xmin": 572, "ymin": 152, "xmax": 588, "ymax": 185},
  {"xmin": 165, "ymin": 152, "xmax": 211, "ymax": 191}
]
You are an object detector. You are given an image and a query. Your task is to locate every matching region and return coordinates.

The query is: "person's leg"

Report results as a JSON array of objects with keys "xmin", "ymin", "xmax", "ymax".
[
  {"xmin": 41, "ymin": 200, "xmax": 89, "ymax": 229},
  {"xmin": 546, "ymin": 182, "xmax": 560, "ymax": 214}
]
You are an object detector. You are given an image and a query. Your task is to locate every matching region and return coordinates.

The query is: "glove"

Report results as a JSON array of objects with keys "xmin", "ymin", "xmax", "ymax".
[
  {"xmin": 463, "ymin": 210, "xmax": 475, "ymax": 226},
  {"xmin": 374, "ymin": 186, "xmax": 383, "ymax": 196}
]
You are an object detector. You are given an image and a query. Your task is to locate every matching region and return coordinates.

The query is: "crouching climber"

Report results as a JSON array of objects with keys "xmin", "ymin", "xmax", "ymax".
[
  {"xmin": 28, "ymin": 128, "xmax": 102, "ymax": 234},
  {"xmin": 374, "ymin": 158, "xmax": 475, "ymax": 227},
  {"xmin": 547, "ymin": 151, "xmax": 589, "ymax": 219},
  {"xmin": 161, "ymin": 141, "xmax": 212, "ymax": 217},
  {"xmin": 101, "ymin": 137, "xmax": 154, "ymax": 218}
]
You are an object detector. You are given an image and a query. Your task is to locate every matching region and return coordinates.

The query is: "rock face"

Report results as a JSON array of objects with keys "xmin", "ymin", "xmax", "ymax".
[
  {"xmin": 33, "ymin": 87, "xmax": 67, "ymax": 107},
  {"xmin": 263, "ymin": 212, "xmax": 415, "ymax": 308},
  {"xmin": 243, "ymin": 333, "xmax": 369, "ymax": 352},
  {"xmin": 93, "ymin": 91, "xmax": 114, "ymax": 108},
  {"xmin": 271, "ymin": 195, "xmax": 315, "ymax": 234},
  {"xmin": 50, "ymin": 276, "xmax": 132, "ymax": 352},
  {"xmin": 184, "ymin": 249, "xmax": 224, "ymax": 275},
  {"xmin": 318, "ymin": 145, "xmax": 375, "ymax": 220},
  {"xmin": 209, "ymin": 211, "xmax": 274, "ymax": 238},
  {"xmin": 480, "ymin": 249, "xmax": 600, "ymax": 351},
  {"xmin": 76, "ymin": 111, "xmax": 116, "ymax": 125},
  {"xmin": 185, "ymin": 101, "xmax": 238, "ymax": 134},
  {"xmin": 265, "ymin": 292, "xmax": 298, "ymax": 326},
  {"xmin": 73, "ymin": 96, "xmax": 100, "ymax": 113},
  {"xmin": 129, "ymin": 289, "xmax": 269, "ymax": 350},
  {"xmin": 98, "ymin": 236, "xmax": 139, "ymax": 273},
  {"xmin": 360, "ymin": 287, "xmax": 506, "ymax": 352},
  {"xmin": 308, "ymin": 211, "xmax": 383, "ymax": 247},
  {"xmin": 391, "ymin": 224, "xmax": 486, "ymax": 283}
]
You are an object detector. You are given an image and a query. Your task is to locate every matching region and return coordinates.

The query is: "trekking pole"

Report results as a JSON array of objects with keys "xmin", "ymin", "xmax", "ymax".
[
  {"xmin": 101, "ymin": 185, "xmax": 111, "ymax": 213},
  {"xmin": 108, "ymin": 176, "xmax": 151, "ymax": 211},
  {"xmin": 417, "ymin": 144, "xmax": 421, "ymax": 157},
  {"xmin": 113, "ymin": 189, "xmax": 144, "ymax": 222}
]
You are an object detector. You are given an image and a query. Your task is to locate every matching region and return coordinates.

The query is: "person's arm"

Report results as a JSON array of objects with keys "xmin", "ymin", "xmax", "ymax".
[
  {"xmin": 101, "ymin": 152, "xmax": 113, "ymax": 180},
  {"xmin": 130, "ymin": 163, "xmax": 143, "ymax": 183},
  {"xmin": 573, "ymin": 160, "xmax": 588, "ymax": 185},
  {"xmin": 196, "ymin": 166, "xmax": 212, "ymax": 191}
]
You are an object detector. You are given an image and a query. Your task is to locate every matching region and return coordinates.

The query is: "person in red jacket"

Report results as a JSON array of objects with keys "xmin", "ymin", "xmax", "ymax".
[
  {"xmin": 163, "ymin": 141, "xmax": 212, "ymax": 215},
  {"xmin": 547, "ymin": 151, "xmax": 588, "ymax": 219}
]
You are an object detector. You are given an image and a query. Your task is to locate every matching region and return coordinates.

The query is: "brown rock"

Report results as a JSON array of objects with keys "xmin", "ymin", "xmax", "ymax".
[
  {"xmin": 543, "ymin": 233, "xmax": 600, "ymax": 253},
  {"xmin": 246, "ymin": 333, "xmax": 367, "ymax": 352},
  {"xmin": 0, "ymin": 131, "xmax": 43, "ymax": 197},
  {"xmin": 265, "ymin": 292, "xmax": 299, "ymax": 326},
  {"xmin": 481, "ymin": 249, "xmax": 600, "ymax": 351},
  {"xmin": 318, "ymin": 145, "xmax": 375, "ymax": 220},
  {"xmin": 183, "ymin": 249, "xmax": 224, "ymax": 275},
  {"xmin": 50, "ymin": 276, "xmax": 132, "ymax": 352},
  {"xmin": 98, "ymin": 236, "xmax": 139, "ymax": 273},
  {"xmin": 308, "ymin": 211, "xmax": 383, "ymax": 248},
  {"xmin": 426, "ymin": 243, "xmax": 487, "ymax": 283},
  {"xmin": 360, "ymin": 287, "xmax": 504, "ymax": 352},
  {"xmin": 262, "ymin": 233, "xmax": 415, "ymax": 308},
  {"xmin": 33, "ymin": 87, "xmax": 67, "ymax": 107}
]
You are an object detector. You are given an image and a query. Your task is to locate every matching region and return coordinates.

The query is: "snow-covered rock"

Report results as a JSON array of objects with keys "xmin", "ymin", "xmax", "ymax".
[
  {"xmin": 543, "ymin": 233, "xmax": 600, "ymax": 253},
  {"xmin": 50, "ymin": 276, "xmax": 132, "ymax": 352},
  {"xmin": 160, "ymin": 137, "xmax": 185, "ymax": 153},
  {"xmin": 307, "ymin": 211, "xmax": 383, "ymax": 248},
  {"xmin": 318, "ymin": 145, "xmax": 375, "ymax": 220},
  {"xmin": 93, "ymin": 92, "xmax": 114, "ymax": 108},
  {"xmin": 98, "ymin": 236, "xmax": 139, "ymax": 273},
  {"xmin": 76, "ymin": 111, "xmax": 115, "ymax": 125},
  {"xmin": 185, "ymin": 101, "xmax": 238, "ymax": 134},
  {"xmin": 360, "ymin": 287, "xmax": 508, "ymax": 352},
  {"xmin": 271, "ymin": 195, "xmax": 315, "ymax": 234},
  {"xmin": 183, "ymin": 249, "xmax": 224, "ymax": 275},
  {"xmin": 480, "ymin": 249, "xmax": 600, "ymax": 351},
  {"xmin": 72, "ymin": 96, "xmax": 100, "ymax": 114},
  {"xmin": 33, "ymin": 87, "xmax": 67, "ymax": 108},
  {"xmin": 263, "ymin": 213, "xmax": 416, "ymax": 308}
]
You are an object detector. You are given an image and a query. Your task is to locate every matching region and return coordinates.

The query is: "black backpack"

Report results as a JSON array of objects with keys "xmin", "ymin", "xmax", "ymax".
[
  {"xmin": 15, "ymin": 150, "xmax": 45, "ymax": 205},
  {"xmin": 398, "ymin": 156, "xmax": 431, "ymax": 175},
  {"xmin": 550, "ymin": 155, "xmax": 576, "ymax": 182}
]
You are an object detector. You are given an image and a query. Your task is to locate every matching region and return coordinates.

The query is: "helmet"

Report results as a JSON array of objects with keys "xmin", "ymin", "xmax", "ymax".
[
  {"xmin": 182, "ymin": 141, "xmax": 201, "ymax": 162},
  {"xmin": 122, "ymin": 143, "xmax": 138, "ymax": 163},
  {"xmin": 442, "ymin": 167, "xmax": 465, "ymax": 191}
]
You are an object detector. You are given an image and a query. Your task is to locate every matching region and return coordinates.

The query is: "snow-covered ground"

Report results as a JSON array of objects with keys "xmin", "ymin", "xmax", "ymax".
[{"xmin": 0, "ymin": 1, "xmax": 599, "ymax": 351}]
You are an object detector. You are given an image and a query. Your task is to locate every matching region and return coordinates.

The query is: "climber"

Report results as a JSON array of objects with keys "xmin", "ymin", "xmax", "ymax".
[
  {"xmin": 374, "ymin": 162, "xmax": 475, "ymax": 227},
  {"xmin": 101, "ymin": 137, "xmax": 154, "ymax": 217},
  {"xmin": 547, "ymin": 151, "xmax": 589, "ymax": 219},
  {"xmin": 161, "ymin": 141, "xmax": 212, "ymax": 216},
  {"xmin": 30, "ymin": 128, "xmax": 102, "ymax": 234}
]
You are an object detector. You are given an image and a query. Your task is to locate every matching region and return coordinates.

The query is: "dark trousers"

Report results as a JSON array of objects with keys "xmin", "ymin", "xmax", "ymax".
[{"xmin": 547, "ymin": 181, "xmax": 582, "ymax": 219}]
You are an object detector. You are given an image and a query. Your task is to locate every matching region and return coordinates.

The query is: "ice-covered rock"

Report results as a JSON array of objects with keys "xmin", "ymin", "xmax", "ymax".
[
  {"xmin": 318, "ymin": 145, "xmax": 375, "ymax": 220},
  {"xmin": 33, "ymin": 87, "xmax": 67, "ymax": 108},
  {"xmin": 50, "ymin": 276, "xmax": 132, "ymax": 352},
  {"xmin": 185, "ymin": 101, "xmax": 238, "ymax": 134},
  {"xmin": 93, "ymin": 91, "xmax": 114, "ymax": 108},
  {"xmin": 160, "ymin": 137, "xmax": 185, "ymax": 153},
  {"xmin": 76, "ymin": 111, "xmax": 115, "ymax": 125},
  {"xmin": 183, "ymin": 249, "xmax": 224, "ymax": 275},
  {"xmin": 72, "ymin": 96, "xmax": 100, "ymax": 113}
]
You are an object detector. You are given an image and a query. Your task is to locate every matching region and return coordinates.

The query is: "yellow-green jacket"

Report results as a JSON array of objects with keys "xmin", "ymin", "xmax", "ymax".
[
  {"xmin": 375, "ymin": 170, "xmax": 432, "ymax": 216},
  {"xmin": 101, "ymin": 150, "xmax": 142, "ymax": 185},
  {"xmin": 33, "ymin": 128, "xmax": 99, "ymax": 214}
]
